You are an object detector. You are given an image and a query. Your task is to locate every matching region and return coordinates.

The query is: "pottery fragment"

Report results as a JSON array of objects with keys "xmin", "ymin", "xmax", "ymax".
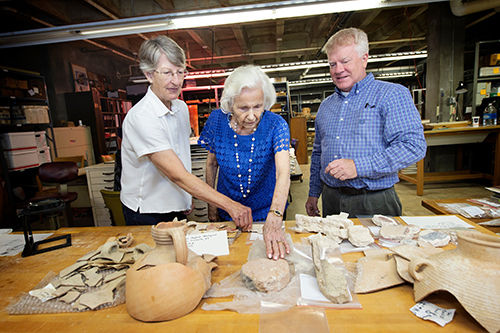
[
  {"xmin": 59, "ymin": 290, "xmax": 81, "ymax": 304},
  {"xmin": 372, "ymin": 214, "xmax": 398, "ymax": 226},
  {"xmin": 354, "ymin": 255, "xmax": 405, "ymax": 293},
  {"xmin": 417, "ymin": 230, "xmax": 450, "ymax": 247},
  {"xmin": 310, "ymin": 234, "xmax": 349, "ymax": 303},
  {"xmin": 241, "ymin": 258, "xmax": 291, "ymax": 293},
  {"xmin": 348, "ymin": 225, "xmax": 374, "ymax": 247}
]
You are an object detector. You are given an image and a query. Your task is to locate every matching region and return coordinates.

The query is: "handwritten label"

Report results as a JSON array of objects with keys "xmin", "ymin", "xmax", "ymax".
[
  {"xmin": 410, "ymin": 301, "xmax": 455, "ymax": 327},
  {"xmin": 186, "ymin": 230, "xmax": 229, "ymax": 256}
]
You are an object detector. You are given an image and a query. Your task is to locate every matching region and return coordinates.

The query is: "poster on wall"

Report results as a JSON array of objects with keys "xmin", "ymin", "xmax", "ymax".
[{"xmin": 71, "ymin": 63, "xmax": 90, "ymax": 92}]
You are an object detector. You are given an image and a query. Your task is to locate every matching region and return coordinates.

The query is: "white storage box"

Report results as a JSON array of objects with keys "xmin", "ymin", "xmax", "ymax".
[
  {"xmin": 34, "ymin": 131, "xmax": 47, "ymax": 149},
  {"xmin": 4, "ymin": 149, "xmax": 39, "ymax": 171},
  {"xmin": 0, "ymin": 132, "xmax": 37, "ymax": 150},
  {"xmin": 37, "ymin": 146, "xmax": 51, "ymax": 165}
]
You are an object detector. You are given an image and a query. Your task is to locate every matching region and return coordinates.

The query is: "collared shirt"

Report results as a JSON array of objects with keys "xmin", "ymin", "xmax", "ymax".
[
  {"xmin": 120, "ymin": 86, "xmax": 192, "ymax": 213},
  {"xmin": 309, "ymin": 73, "xmax": 427, "ymax": 197}
]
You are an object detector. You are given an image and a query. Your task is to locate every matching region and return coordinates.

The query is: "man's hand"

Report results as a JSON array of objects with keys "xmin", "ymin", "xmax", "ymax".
[
  {"xmin": 226, "ymin": 202, "xmax": 253, "ymax": 230},
  {"xmin": 325, "ymin": 158, "xmax": 357, "ymax": 181},
  {"xmin": 305, "ymin": 196, "xmax": 320, "ymax": 216}
]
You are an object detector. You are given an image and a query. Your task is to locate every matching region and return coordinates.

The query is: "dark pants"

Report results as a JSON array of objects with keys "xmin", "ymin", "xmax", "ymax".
[
  {"xmin": 122, "ymin": 204, "xmax": 185, "ymax": 226},
  {"xmin": 321, "ymin": 184, "xmax": 402, "ymax": 218}
]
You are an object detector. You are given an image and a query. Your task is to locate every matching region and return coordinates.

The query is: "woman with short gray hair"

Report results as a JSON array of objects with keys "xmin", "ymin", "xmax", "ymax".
[{"xmin": 121, "ymin": 36, "xmax": 253, "ymax": 227}]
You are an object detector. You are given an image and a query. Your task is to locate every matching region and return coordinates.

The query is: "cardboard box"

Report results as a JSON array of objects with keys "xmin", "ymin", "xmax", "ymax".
[
  {"xmin": 21, "ymin": 105, "xmax": 49, "ymax": 124},
  {"xmin": 479, "ymin": 66, "xmax": 500, "ymax": 77},
  {"xmin": 0, "ymin": 132, "xmax": 37, "ymax": 150},
  {"xmin": 3, "ymin": 149, "xmax": 39, "ymax": 171},
  {"xmin": 0, "ymin": 88, "xmax": 23, "ymax": 98}
]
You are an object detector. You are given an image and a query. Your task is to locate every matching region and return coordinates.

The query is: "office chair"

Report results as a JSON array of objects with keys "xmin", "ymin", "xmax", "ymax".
[
  {"xmin": 30, "ymin": 161, "xmax": 79, "ymax": 227},
  {"xmin": 17, "ymin": 161, "xmax": 78, "ymax": 256}
]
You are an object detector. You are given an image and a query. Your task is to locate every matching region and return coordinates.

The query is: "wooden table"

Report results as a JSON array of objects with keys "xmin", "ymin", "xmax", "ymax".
[
  {"xmin": 398, "ymin": 125, "xmax": 500, "ymax": 195},
  {"xmin": 0, "ymin": 220, "xmax": 496, "ymax": 332},
  {"xmin": 422, "ymin": 198, "xmax": 500, "ymax": 234}
]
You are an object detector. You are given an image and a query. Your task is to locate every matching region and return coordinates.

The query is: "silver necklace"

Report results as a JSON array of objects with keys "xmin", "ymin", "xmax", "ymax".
[{"xmin": 232, "ymin": 118, "xmax": 256, "ymax": 198}]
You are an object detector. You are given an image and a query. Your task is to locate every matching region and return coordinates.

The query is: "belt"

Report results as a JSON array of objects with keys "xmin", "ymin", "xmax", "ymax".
[{"xmin": 337, "ymin": 187, "xmax": 383, "ymax": 195}]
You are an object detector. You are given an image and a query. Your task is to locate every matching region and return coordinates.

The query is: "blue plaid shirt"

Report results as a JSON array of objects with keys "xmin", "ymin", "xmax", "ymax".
[{"xmin": 309, "ymin": 73, "xmax": 426, "ymax": 197}]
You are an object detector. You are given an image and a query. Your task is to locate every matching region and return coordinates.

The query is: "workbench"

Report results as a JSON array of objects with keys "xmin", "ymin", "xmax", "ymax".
[
  {"xmin": 421, "ymin": 198, "xmax": 500, "ymax": 234},
  {"xmin": 0, "ymin": 219, "xmax": 495, "ymax": 332},
  {"xmin": 398, "ymin": 125, "xmax": 500, "ymax": 195}
]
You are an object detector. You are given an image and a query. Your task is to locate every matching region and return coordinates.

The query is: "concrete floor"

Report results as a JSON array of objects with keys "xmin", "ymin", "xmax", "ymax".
[{"xmin": 286, "ymin": 162, "xmax": 492, "ymax": 218}]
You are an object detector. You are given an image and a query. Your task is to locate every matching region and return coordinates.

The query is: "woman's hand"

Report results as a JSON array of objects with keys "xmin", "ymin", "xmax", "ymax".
[
  {"xmin": 208, "ymin": 204, "xmax": 220, "ymax": 222},
  {"xmin": 263, "ymin": 213, "xmax": 290, "ymax": 260}
]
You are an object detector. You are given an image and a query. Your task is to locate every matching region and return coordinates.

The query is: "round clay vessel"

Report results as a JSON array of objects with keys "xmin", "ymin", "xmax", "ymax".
[
  {"xmin": 408, "ymin": 231, "xmax": 500, "ymax": 333},
  {"xmin": 126, "ymin": 221, "xmax": 209, "ymax": 322}
]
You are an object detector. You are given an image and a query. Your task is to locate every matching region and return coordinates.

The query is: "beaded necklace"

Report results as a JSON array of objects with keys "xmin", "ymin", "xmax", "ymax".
[{"xmin": 231, "ymin": 116, "xmax": 256, "ymax": 198}]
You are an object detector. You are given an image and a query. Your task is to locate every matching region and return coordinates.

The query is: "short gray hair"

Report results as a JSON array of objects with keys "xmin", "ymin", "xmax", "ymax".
[
  {"xmin": 220, "ymin": 65, "xmax": 276, "ymax": 114},
  {"xmin": 324, "ymin": 28, "xmax": 369, "ymax": 58},
  {"xmin": 139, "ymin": 35, "xmax": 185, "ymax": 74}
]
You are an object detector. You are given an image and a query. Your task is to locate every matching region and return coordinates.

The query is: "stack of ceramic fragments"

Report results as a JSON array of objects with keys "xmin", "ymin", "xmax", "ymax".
[{"xmin": 9, "ymin": 234, "xmax": 152, "ymax": 314}]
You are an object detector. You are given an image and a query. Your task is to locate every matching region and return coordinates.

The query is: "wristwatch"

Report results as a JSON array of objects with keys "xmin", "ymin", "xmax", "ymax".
[{"xmin": 269, "ymin": 209, "xmax": 283, "ymax": 218}]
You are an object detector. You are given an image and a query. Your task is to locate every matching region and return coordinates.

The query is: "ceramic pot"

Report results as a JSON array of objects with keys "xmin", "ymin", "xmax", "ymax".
[
  {"xmin": 408, "ymin": 231, "xmax": 500, "ymax": 333},
  {"xmin": 126, "ymin": 221, "xmax": 212, "ymax": 322}
]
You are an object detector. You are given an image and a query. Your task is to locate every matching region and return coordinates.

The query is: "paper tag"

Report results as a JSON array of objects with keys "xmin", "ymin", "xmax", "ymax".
[
  {"xmin": 410, "ymin": 301, "xmax": 455, "ymax": 327},
  {"xmin": 29, "ymin": 283, "xmax": 57, "ymax": 302},
  {"xmin": 186, "ymin": 230, "xmax": 229, "ymax": 256},
  {"xmin": 460, "ymin": 205, "xmax": 485, "ymax": 217}
]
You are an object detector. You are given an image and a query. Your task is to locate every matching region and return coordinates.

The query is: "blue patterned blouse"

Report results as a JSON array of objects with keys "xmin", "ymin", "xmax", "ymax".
[{"xmin": 199, "ymin": 109, "xmax": 290, "ymax": 221}]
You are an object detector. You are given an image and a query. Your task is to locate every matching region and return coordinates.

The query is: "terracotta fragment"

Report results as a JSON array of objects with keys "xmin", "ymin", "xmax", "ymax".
[
  {"xmin": 60, "ymin": 273, "xmax": 86, "ymax": 287},
  {"xmin": 393, "ymin": 255, "xmax": 414, "ymax": 283},
  {"xmin": 389, "ymin": 243, "xmax": 444, "ymax": 261},
  {"xmin": 59, "ymin": 261, "xmax": 88, "ymax": 278},
  {"xmin": 409, "ymin": 231, "xmax": 500, "ymax": 333},
  {"xmin": 372, "ymin": 214, "xmax": 398, "ymax": 226},
  {"xmin": 417, "ymin": 230, "xmax": 450, "ymax": 247},
  {"xmin": 354, "ymin": 256, "xmax": 405, "ymax": 293},
  {"xmin": 348, "ymin": 225, "xmax": 374, "ymax": 247},
  {"xmin": 310, "ymin": 234, "xmax": 349, "ymax": 303},
  {"xmin": 241, "ymin": 258, "xmax": 291, "ymax": 293},
  {"xmin": 59, "ymin": 290, "xmax": 80, "ymax": 304}
]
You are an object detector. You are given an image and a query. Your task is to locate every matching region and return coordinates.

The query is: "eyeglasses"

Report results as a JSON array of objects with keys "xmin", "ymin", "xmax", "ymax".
[{"xmin": 153, "ymin": 69, "xmax": 189, "ymax": 80}]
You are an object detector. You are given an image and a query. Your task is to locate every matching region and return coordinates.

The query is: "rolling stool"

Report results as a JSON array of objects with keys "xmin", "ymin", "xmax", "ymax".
[{"xmin": 18, "ymin": 199, "xmax": 72, "ymax": 257}]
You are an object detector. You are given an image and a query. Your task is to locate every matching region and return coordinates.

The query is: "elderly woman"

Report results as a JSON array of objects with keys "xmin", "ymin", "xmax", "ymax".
[
  {"xmin": 120, "ymin": 35, "xmax": 252, "ymax": 226},
  {"xmin": 199, "ymin": 65, "xmax": 291, "ymax": 260}
]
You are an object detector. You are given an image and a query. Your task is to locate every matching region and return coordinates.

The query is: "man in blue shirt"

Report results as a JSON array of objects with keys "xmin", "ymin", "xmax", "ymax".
[{"xmin": 305, "ymin": 28, "xmax": 427, "ymax": 218}]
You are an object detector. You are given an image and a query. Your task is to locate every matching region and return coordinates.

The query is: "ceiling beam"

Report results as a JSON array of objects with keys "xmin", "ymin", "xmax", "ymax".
[
  {"xmin": 232, "ymin": 26, "xmax": 249, "ymax": 54},
  {"xmin": 154, "ymin": 0, "xmax": 175, "ymax": 12}
]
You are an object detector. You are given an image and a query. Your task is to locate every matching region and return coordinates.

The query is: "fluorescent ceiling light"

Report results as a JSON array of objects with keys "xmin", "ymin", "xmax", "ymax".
[
  {"xmin": 289, "ymin": 78, "xmax": 332, "ymax": 87},
  {"xmin": 368, "ymin": 51, "xmax": 427, "ymax": 63},
  {"xmin": 79, "ymin": 22, "xmax": 172, "ymax": 36},
  {"xmin": 0, "ymin": 0, "xmax": 442, "ymax": 48}
]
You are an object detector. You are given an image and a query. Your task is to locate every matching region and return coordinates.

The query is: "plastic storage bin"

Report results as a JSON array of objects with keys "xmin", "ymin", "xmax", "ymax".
[
  {"xmin": 0, "ymin": 132, "xmax": 37, "ymax": 150},
  {"xmin": 37, "ymin": 146, "xmax": 51, "ymax": 165},
  {"xmin": 4, "ymin": 149, "xmax": 39, "ymax": 170}
]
